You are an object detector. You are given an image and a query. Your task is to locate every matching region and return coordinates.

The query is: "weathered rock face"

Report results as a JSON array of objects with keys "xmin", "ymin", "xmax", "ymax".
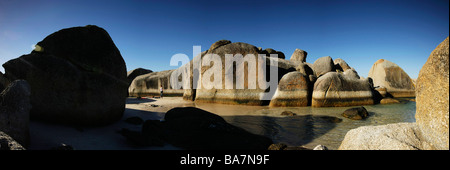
[
  {"xmin": 2, "ymin": 25, "xmax": 128, "ymax": 126},
  {"xmin": 339, "ymin": 123, "xmax": 432, "ymax": 150},
  {"xmin": 334, "ymin": 58, "xmax": 351, "ymax": 71},
  {"xmin": 0, "ymin": 80, "xmax": 31, "ymax": 147},
  {"xmin": 269, "ymin": 71, "xmax": 311, "ymax": 107},
  {"xmin": 261, "ymin": 48, "xmax": 286, "ymax": 59},
  {"xmin": 193, "ymin": 42, "xmax": 296, "ymax": 105},
  {"xmin": 368, "ymin": 59, "xmax": 415, "ymax": 97},
  {"xmin": 415, "ymin": 36, "xmax": 449, "ymax": 150},
  {"xmin": 338, "ymin": 37, "xmax": 449, "ymax": 150},
  {"xmin": 209, "ymin": 40, "xmax": 232, "ymax": 51},
  {"xmin": 0, "ymin": 131, "xmax": 26, "ymax": 150},
  {"xmin": 290, "ymin": 49, "xmax": 307, "ymax": 62},
  {"xmin": 128, "ymin": 69, "xmax": 184, "ymax": 97},
  {"xmin": 343, "ymin": 68, "xmax": 360, "ymax": 80},
  {"xmin": 312, "ymin": 72, "xmax": 374, "ymax": 107},
  {"xmin": 312, "ymin": 56, "xmax": 335, "ymax": 77},
  {"xmin": 163, "ymin": 107, "xmax": 273, "ymax": 150},
  {"xmin": 127, "ymin": 68, "xmax": 153, "ymax": 85}
]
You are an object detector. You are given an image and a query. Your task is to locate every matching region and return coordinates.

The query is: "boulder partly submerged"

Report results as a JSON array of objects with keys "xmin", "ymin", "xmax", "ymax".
[
  {"xmin": 2, "ymin": 25, "xmax": 128, "ymax": 126},
  {"xmin": 368, "ymin": 59, "xmax": 415, "ymax": 97},
  {"xmin": 312, "ymin": 72, "xmax": 374, "ymax": 107}
]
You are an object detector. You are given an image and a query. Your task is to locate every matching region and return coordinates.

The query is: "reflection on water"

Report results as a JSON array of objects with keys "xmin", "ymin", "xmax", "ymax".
[{"xmin": 193, "ymin": 100, "xmax": 416, "ymax": 150}]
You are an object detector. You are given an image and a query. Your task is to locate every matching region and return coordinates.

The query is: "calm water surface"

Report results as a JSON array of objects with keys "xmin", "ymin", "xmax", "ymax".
[{"xmin": 193, "ymin": 100, "xmax": 416, "ymax": 150}]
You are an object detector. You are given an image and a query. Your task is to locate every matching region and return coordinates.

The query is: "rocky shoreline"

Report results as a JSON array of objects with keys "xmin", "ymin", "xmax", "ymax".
[{"xmin": 0, "ymin": 26, "xmax": 448, "ymax": 150}]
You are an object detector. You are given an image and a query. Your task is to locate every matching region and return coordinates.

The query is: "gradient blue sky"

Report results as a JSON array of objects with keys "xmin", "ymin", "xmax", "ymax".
[{"xmin": 0, "ymin": 0, "xmax": 448, "ymax": 78}]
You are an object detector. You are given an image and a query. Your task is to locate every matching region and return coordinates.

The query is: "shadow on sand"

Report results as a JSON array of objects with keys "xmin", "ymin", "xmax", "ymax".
[{"xmin": 126, "ymin": 97, "xmax": 157, "ymax": 104}]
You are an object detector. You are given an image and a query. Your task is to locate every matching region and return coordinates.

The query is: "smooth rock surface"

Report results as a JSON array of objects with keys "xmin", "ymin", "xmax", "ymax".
[
  {"xmin": 269, "ymin": 71, "xmax": 311, "ymax": 107},
  {"xmin": 312, "ymin": 72, "xmax": 374, "ymax": 107},
  {"xmin": 368, "ymin": 59, "xmax": 415, "ymax": 97}
]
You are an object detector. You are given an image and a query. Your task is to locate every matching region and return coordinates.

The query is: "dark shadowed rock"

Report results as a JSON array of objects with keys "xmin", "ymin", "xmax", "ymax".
[
  {"xmin": 290, "ymin": 49, "xmax": 307, "ymax": 62},
  {"xmin": 0, "ymin": 80, "xmax": 31, "ymax": 147},
  {"xmin": 163, "ymin": 107, "xmax": 273, "ymax": 150},
  {"xmin": 312, "ymin": 56, "xmax": 335, "ymax": 77},
  {"xmin": 2, "ymin": 25, "xmax": 128, "ymax": 126},
  {"xmin": 342, "ymin": 106, "xmax": 369, "ymax": 120},
  {"xmin": 0, "ymin": 131, "xmax": 25, "ymax": 150},
  {"xmin": 0, "ymin": 71, "xmax": 9, "ymax": 92}
]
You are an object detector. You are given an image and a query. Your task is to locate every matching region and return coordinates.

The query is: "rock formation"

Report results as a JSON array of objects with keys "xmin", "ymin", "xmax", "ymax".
[
  {"xmin": 368, "ymin": 59, "xmax": 415, "ymax": 97},
  {"xmin": 341, "ymin": 106, "xmax": 369, "ymax": 120},
  {"xmin": 128, "ymin": 69, "xmax": 184, "ymax": 97},
  {"xmin": 290, "ymin": 48, "xmax": 307, "ymax": 62},
  {"xmin": 269, "ymin": 71, "xmax": 311, "ymax": 107},
  {"xmin": 333, "ymin": 58, "xmax": 351, "ymax": 71},
  {"xmin": 311, "ymin": 56, "xmax": 335, "ymax": 77},
  {"xmin": 0, "ymin": 71, "xmax": 9, "ymax": 92},
  {"xmin": 339, "ymin": 37, "xmax": 449, "ymax": 150},
  {"xmin": 2, "ymin": 25, "xmax": 128, "ymax": 126},
  {"xmin": 0, "ymin": 131, "xmax": 25, "ymax": 150},
  {"xmin": 0, "ymin": 80, "xmax": 31, "ymax": 147},
  {"xmin": 415, "ymin": 36, "xmax": 449, "ymax": 150},
  {"xmin": 188, "ymin": 41, "xmax": 297, "ymax": 105},
  {"xmin": 127, "ymin": 68, "xmax": 153, "ymax": 85},
  {"xmin": 312, "ymin": 72, "xmax": 374, "ymax": 107}
]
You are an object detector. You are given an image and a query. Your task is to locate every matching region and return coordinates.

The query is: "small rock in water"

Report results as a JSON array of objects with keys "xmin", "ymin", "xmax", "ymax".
[
  {"xmin": 281, "ymin": 111, "xmax": 296, "ymax": 116},
  {"xmin": 342, "ymin": 106, "xmax": 369, "ymax": 120}
]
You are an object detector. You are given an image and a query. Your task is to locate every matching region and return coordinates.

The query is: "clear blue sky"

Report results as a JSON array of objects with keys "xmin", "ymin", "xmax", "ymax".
[{"xmin": 0, "ymin": 0, "xmax": 448, "ymax": 78}]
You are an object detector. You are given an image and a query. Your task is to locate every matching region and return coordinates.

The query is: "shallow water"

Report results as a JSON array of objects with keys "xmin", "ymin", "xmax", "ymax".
[
  {"xmin": 193, "ymin": 100, "xmax": 416, "ymax": 150},
  {"xmin": 28, "ymin": 97, "xmax": 416, "ymax": 150}
]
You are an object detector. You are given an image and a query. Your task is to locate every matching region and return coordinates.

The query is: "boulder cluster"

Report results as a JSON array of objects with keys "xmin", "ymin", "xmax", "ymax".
[{"xmin": 129, "ymin": 39, "xmax": 416, "ymax": 108}]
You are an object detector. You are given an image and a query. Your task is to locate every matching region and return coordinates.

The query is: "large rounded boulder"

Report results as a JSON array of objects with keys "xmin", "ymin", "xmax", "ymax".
[
  {"xmin": 415, "ymin": 37, "xmax": 449, "ymax": 150},
  {"xmin": 368, "ymin": 59, "xmax": 415, "ymax": 97},
  {"xmin": 312, "ymin": 72, "xmax": 374, "ymax": 107},
  {"xmin": 269, "ymin": 71, "xmax": 311, "ymax": 107},
  {"xmin": 2, "ymin": 25, "xmax": 128, "ymax": 126}
]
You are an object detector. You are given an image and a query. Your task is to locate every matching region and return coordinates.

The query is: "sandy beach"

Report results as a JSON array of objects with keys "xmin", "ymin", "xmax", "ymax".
[{"xmin": 28, "ymin": 97, "xmax": 194, "ymax": 150}]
